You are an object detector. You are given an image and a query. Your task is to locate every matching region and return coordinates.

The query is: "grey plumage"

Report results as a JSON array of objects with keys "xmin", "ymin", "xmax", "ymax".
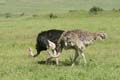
[{"xmin": 53, "ymin": 29, "xmax": 107, "ymax": 66}]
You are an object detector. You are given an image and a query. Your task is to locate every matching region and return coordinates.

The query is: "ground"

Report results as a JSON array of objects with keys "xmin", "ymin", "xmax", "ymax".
[{"xmin": 0, "ymin": 0, "xmax": 120, "ymax": 80}]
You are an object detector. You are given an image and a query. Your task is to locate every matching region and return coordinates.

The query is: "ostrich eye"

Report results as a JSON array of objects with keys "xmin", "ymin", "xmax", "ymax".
[{"xmin": 67, "ymin": 40, "xmax": 75, "ymax": 46}]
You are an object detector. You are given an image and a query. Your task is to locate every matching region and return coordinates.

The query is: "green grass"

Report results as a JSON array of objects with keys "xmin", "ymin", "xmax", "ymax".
[
  {"xmin": 0, "ymin": 4, "xmax": 120, "ymax": 80},
  {"xmin": 0, "ymin": 0, "xmax": 120, "ymax": 13}
]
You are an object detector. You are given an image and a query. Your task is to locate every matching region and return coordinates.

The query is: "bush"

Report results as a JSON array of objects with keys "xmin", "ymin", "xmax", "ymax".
[
  {"xmin": 19, "ymin": 13, "xmax": 25, "ymax": 17},
  {"xmin": 119, "ymin": 9, "xmax": 120, "ymax": 11},
  {"xmin": 5, "ymin": 13, "xmax": 11, "ymax": 18},
  {"xmin": 89, "ymin": 6, "xmax": 103, "ymax": 14},
  {"xmin": 32, "ymin": 14, "xmax": 38, "ymax": 18},
  {"xmin": 69, "ymin": 10, "xmax": 78, "ymax": 12},
  {"xmin": 49, "ymin": 13, "xmax": 57, "ymax": 19},
  {"xmin": 112, "ymin": 8, "xmax": 118, "ymax": 12}
]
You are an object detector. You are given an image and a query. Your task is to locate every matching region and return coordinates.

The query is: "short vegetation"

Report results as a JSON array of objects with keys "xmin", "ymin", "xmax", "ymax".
[
  {"xmin": 0, "ymin": 0, "xmax": 120, "ymax": 80},
  {"xmin": 89, "ymin": 6, "xmax": 104, "ymax": 14}
]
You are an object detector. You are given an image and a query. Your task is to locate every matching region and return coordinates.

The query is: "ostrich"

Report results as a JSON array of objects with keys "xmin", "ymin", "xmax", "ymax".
[
  {"xmin": 28, "ymin": 29, "xmax": 64, "ymax": 65},
  {"xmin": 48, "ymin": 29, "xmax": 107, "ymax": 66}
]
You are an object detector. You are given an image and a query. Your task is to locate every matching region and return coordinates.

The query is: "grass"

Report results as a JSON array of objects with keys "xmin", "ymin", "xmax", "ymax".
[
  {"xmin": 0, "ymin": 2, "xmax": 120, "ymax": 79},
  {"xmin": 0, "ymin": 0, "xmax": 120, "ymax": 13}
]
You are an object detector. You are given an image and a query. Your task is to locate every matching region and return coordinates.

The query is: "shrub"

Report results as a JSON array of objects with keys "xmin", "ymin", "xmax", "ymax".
[
  {"xmin": 89, "ymin": 6, "xmax": 103, "ymax": 14},
  {"xmin": 5, "ymin": 13, "xmax": 11, "ymax": 18},
  {"xmin": 119, "ymin": 9, "xmax": 120, "ymax": 11},
  {"xmin": 112, "ymin": 8, "xmax": 118, "ymax": 12},
  {"xmin": 32, "ymin": 14, "xmax": 38, "ymax": 18},
  {"xmin": 69, "ymin": 10, "xmax": 78, "ymax": 12},
  {"xmin": 49, "ymin": 13, "xmax": 57, "ymax": 19},
  {"xmin": 19, "ymin": 13, "xmax": 25, "ymax": 17}
]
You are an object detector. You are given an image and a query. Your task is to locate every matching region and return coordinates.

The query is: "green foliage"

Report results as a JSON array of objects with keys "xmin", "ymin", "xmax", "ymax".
[
  {"xmin": 69, "ymin": 10, "xmax": 79, "ymax": 13},
  {"xmin": 32, "ymin": 14, "xmax": 38, "ymax": 18},
  {"xmin": 19, "ymin": 13, "xmax": 25, "ymax": 17},
  {"xmin": 119, "ymin": 9, "xmax": 120, "ymax": 11},
  {"xmin": 49, "ymin": 13, "xmax": 57, "ymax": 19},
  {"xmin": 112, "ymin": 8, "xmax": 120, "ymax": 12},
  {"xmin": 5, "ymin": 13, "xmax": 11, "ymax": 18},
  {"xmin": 89, "ymin": 6, "xmax": 103, "ymax": 14}
]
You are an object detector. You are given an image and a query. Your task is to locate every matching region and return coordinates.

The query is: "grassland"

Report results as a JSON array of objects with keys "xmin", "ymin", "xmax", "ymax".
[
  {"xmin": 0, "ymin": 10, "xmax": 120, "ymax": 80},
  {"xmin": 0, "ymin": 0, "xmax": 120, "ymax": 80},
  {"xmin": 0, "ymin": 0, "xmax": 120, "ymax": 13}
]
